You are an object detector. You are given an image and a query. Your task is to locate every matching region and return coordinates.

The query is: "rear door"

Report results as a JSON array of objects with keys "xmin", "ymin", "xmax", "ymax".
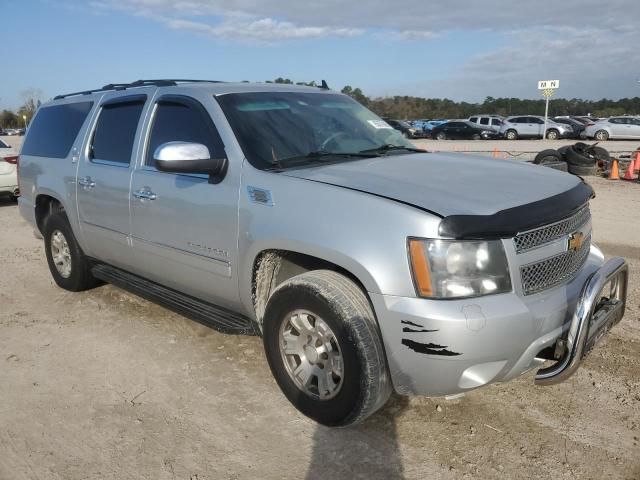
[
  {"xmin": 128, "ymin": 93, "xmax": 241, "ymax": 308},
  {"xmin": 76, "ymin": 94, "xmax": 149, "ymax": 268}
]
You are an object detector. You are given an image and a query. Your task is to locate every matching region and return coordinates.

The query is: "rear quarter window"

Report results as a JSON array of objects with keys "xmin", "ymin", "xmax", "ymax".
[{"xmin": 21, "ymin": 102, "xmax": 94, "ymax": 158}]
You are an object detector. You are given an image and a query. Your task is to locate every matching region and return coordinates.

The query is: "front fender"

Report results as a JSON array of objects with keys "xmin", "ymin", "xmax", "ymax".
[{"xmin": 237, "ymin": 167, "xmax": 442, "ymax": 317}]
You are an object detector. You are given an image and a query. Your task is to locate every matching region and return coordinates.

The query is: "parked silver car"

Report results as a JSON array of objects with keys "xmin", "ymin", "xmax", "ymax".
[
  {"xmin": 584, "ymin": 116, "xmax": 640, "ymax": 140},
  {"xmin": 500, "ymin": 116, "xmax": 573, "ymax": 140},
  {"xmin": 17, "ymin": 80, "xmax": 628, "ymax": 427}
]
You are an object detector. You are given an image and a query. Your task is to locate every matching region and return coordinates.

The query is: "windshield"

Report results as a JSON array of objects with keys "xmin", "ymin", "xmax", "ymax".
[{"xmin": 216, "ymin": 91, "xmax": 414, "ymax": 170}]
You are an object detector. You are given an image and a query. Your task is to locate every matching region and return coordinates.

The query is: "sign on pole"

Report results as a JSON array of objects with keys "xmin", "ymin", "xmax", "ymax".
[
  {"xmin": 538, "ymin": 80, "xmax": 560, "ymax": 90},
  {"xmin": 538, "ymin": 80, "xmax": 560, "ymax": 139}
]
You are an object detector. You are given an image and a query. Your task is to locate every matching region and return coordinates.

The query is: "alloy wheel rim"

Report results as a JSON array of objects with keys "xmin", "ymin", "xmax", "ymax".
[
  {"xmin": 50, "ymin": 230, "xmax": 72, "ymax": 278},
  {"xmin": 279, "ymin": 309, "xmax": 344, "ymax": 400}
]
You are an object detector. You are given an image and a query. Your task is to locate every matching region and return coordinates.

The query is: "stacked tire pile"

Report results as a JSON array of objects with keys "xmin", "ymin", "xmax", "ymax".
[{"xmin": 533, "ymin": 143, "xmax": 610, "ymax": 176}]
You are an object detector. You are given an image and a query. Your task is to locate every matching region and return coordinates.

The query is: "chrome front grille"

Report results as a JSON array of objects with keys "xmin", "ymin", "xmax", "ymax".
[
  {"xmin": 513, "ymin": 205, "xmax": 591, "ymax": 253},
  {"xmin": 520, "ymin": 234, "xmax": 591, "ymax": 295}
]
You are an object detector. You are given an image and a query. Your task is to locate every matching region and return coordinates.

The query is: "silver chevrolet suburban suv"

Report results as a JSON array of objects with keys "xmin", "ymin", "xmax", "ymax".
[{"xmin": 18, "ymin": 80, "xmax": 628, "ymax": 427}]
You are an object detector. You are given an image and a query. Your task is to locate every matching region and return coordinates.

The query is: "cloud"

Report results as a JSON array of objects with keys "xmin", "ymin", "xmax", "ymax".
[
  {"xmin": 164, "ymin": 17, "xmax": 362, "ymax": 41},
  {"xmin": 88, "ymin": 0, "xmax": 639, "ymax": 35},
  {"xmin": 83, "ymin": 0, "xmax": 640, "ymax": 98},
  {"xmin": 400, "ymin": 25, "xmax": 640, "ymax": 100}
]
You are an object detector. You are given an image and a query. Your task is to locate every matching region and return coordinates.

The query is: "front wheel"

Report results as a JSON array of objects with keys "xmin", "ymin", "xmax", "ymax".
[
  {"xmin": 594, "ymin": 130, "xmax": 609, "ymax": 141},
  {"xmin": 505, "ymin": 129, "xmax": 518, "ymax": 140},
  {"xmin": 263, "ymin": 270, "xmax": 391, "ymax": 427},
  {"xmin": 436, "ymin": 131, "xmax": 446, "ymax": 140},
  {"xmin": 471, "ymin": 133, "xmax": 481, "ymax": 140}
]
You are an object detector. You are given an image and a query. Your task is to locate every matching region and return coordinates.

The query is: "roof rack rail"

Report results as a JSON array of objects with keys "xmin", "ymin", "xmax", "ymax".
[{"xmin": 54, "ymin": 79, "xmax": 223, "ymax": 100}]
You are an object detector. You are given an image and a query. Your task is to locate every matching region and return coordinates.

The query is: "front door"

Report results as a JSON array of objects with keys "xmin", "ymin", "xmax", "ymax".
[
  {"xmin": 76, "ymin": 94, "xmax": 149, "ymax": 268},
  {"xmin": 128, "ymin": 93, "xmax": 241, "ymax": 309}
]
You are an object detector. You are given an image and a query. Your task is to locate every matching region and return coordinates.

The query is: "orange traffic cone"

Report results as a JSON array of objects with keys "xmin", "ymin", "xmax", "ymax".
[
  {"xmin": 634, "ymin": 150, "xmax": 640, "ymax": 172},
  {"xmin": 610, "ymin": 158, "xmax": 620, "ymax": 180},
  {"xmin": 623, "ymin": 160, "xmax": 636, "ymax": 180}
]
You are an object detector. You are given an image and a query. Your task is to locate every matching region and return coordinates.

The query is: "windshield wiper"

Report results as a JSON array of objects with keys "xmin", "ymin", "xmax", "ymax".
[
  {"xmin": 358, "ymin": 144, "xmax": 426, "ymax": 155},
  {"xmin": 266, "ymin": 150, "xmax": 377, "ymax": 170}
]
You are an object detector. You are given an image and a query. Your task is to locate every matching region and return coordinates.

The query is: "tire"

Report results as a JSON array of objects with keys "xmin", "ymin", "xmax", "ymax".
[
  {"xmin": 594, "ymin": 130, "xmax": 609, "ymax": 141},
  {"xmin": 436, "ymin": 131, "xmax": 446, "ymax": 140},
  {"xmin": 557, "ymin": 145, "xmax": 571, "ymax": 158},
  {"xmin": 44, "ymin": 212, "xmax": 101, "ymax": 291},
  {"xmin": 545, "ymin": 129, "xmax": 560, "ymax": 140},
  {"xmin": 533, "ymin": 149, "xmax": 562, "ymax": 165},
  {"xmin": 471, "ymin": 133, "xmax": 481, "ymax": 140},
  {"xmin": 263, "ymin": 270, "xmax": 391, "ymax": 427},
  {"xmin": 568, "ymin": 163, "xmax": 598, "ymax": 176},
  {"xmin": 565, "ymin": 145, "xmax": 596, "ymax": 167},
  {"xmin": 541, "ymin": 160, "xmax": 568, "ymax": 172},
  {"xmin": 592, "ymin": 146, "xmax": 611, "ymax": 163},
  {"xmin": 505, "ymin": 129, "xmax": 518, "ymax": 140}
]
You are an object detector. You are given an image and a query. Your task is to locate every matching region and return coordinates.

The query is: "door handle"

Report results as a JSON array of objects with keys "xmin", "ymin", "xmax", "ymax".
[
  {"xmin": 78, "ymin": 176, "xmax": 96, "ymax": 189},
  {"xmin": 133, "ymin": 188, "xmax": 157, "ymax": 200}
]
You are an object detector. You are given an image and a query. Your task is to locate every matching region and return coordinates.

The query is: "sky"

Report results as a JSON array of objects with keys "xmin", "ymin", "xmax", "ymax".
[{"xmin": 2, "ymin": 0, "xmax": 640, "ymax": 109}]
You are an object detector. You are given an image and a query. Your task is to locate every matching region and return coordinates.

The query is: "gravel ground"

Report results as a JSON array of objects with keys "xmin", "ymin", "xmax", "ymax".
[{"xmin": 0, "ymin": 144, "xmax": 639, "ymax": 479}]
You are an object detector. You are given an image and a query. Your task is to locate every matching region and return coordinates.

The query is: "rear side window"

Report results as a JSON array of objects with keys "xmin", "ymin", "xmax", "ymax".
[
  {"xmin": 479, "ymin": 118, "xmax": 489, "ymax": 125},
  {"xmin": 146, "ymin": 97, "xmax": 225, "ymax": 168},
  {"xmin": 91, "ymin": 99, "xmax": 145, "ymax": 165},
  {"xmin": 21, "ymin": 102, "xmax": 93, "ymax": 158}
]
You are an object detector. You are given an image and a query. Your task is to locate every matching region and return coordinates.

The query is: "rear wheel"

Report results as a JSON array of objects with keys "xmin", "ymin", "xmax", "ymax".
[
  {"xmin": 263, "ymin": 270, "xmax": 391, "ymax": 427},
  {"xmin": 505, "ymin": 129, "xmax": 518, "ymax": 140},
  {"xmin": 594, "ymin": 130, "xmax": 609, "ymax": 141},
  {"xmin": 44, "ymin": 212, "xmax": 101, "ymax": 291}
]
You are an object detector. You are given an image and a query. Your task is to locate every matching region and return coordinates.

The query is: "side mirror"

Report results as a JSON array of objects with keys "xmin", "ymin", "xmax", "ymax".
[{"xmin": 154, "ymin": 142, "xmax": 227, "ymax": 182}]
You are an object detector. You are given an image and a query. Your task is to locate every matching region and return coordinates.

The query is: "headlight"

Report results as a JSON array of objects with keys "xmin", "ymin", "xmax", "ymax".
[{"xmin": 408, "ymin": 238, "xmax": 512, "ymax": 299}]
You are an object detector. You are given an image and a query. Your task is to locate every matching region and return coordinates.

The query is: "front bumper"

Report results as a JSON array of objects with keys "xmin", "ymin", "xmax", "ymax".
[
  {"xmin": 534, "ymin": 257, "xmax": 628, "ymax": 385},
  {"xmin": 371, "ymin": 249, "xmax": 628, "ymax": 396}
]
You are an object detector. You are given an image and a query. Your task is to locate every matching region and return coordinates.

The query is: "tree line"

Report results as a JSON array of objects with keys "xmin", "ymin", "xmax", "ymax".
[
  {"xmin": 266, "ymin": 78, "xmax": 640, "ymax": 119},
  {"xmin": 2, "ymin": 81, "xmax": 638, "ymax": 128}
]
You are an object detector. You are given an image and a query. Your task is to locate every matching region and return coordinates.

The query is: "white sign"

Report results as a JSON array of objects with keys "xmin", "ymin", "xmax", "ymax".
[{"xmin": 538, "ymin": 79, "xmax": 560, "ymax": 90}]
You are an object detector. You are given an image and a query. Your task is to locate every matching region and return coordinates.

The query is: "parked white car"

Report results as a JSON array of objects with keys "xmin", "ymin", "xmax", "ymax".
[
  {"xmin": 0, "ymin": 138, "xmax": 19, "ymax": 200},
  {"xmin": 468, "ymin": 115, "xmax": 504, "ymax": 132},
  {"xmin": 584, "ymin": 117, "xmax": 640, "ymax": 140}
]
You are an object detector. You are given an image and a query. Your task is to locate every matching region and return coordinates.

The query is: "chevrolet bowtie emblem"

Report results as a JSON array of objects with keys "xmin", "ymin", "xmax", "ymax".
[{"xmin": 568, "ymin": 232, "xmax": 584, "ymax": 251}]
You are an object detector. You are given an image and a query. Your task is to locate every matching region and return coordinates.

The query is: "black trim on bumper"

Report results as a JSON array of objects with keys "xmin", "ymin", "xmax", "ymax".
[{"xmin": 438, "ymin": 181, "xmax": 594, "ymax": 239}]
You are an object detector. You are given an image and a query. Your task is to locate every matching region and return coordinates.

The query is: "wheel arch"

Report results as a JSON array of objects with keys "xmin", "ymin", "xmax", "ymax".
[
  {"xmin": 35, "ymin": 192, "xmax": 67, "ymax": 235},
  {"xmin": 248, "ymin": 247, "xmax": 377, "ymax": 329}
]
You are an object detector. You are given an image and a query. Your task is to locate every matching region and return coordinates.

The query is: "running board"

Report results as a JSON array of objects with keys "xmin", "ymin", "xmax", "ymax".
[{"xmin": 91, "ymin": 263, "xmax": 257, "ymax": 336}]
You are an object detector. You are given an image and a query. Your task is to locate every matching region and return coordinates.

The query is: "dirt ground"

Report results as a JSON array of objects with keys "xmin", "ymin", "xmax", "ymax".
[{"xmin": 1, "ymin": 173, "xmax": 639, "ymax": 479}]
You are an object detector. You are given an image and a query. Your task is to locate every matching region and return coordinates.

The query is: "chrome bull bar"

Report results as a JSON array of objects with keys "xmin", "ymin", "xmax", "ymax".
[{"xmin": 535, "ymin": 257, "xmax": 628, "ymax": 385}]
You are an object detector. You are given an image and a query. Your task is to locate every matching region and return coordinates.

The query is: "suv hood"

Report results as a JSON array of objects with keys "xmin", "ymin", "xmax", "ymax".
[
  {"xmin": 281, "ymin": 152, "xmax": 591, "ymax": 237},
  {"xmin": 281, "ymin": 152, "xmax": 581, "ymax": 217}
]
